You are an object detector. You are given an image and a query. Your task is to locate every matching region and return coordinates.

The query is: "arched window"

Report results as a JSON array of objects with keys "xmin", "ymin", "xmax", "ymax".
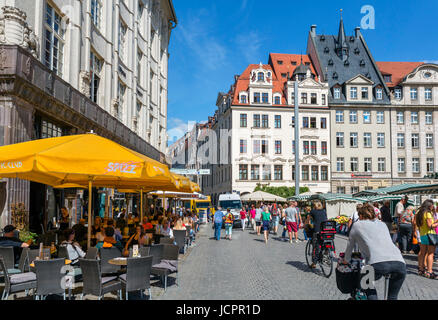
[
  {"xmin": 274, "ymin": 96, "xmax": 281, "ymax": 104},
  {"xmin": 257, "ymin": 72, "xmax": 264, "ymax": 81}
]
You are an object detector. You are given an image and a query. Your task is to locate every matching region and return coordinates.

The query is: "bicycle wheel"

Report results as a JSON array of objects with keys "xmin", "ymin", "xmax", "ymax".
[
  {"xmin": 305, "ymin": 240, "xmax": 313, "ymax": 268},
  {"xmin": 319, "ymin": 248, "xmax": 333, "ymax": 278}
]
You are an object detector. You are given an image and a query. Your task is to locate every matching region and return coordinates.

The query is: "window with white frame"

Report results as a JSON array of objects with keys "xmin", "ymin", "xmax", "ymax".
[
  {"xmin": 119, "ymin": 19, "xmax": 127, "ymax": 61},
  {"xmin": 337, "ymin": 186, "xmax": 346, "ymax": 194},
  {"xmin": 254, "ymin": 92, "xmax": 260, "ymax": 103},
  {"xmin": 262, "ymin": 164, "xmax": 271, "ymax": 180},
  {"xmin": 251, "ymin": 165, "xmax": 260, "ymax": 180},
  {"xmin": 91, "ymin": 0, "xmax": 102, "ymax": 29},
  {"xmin": 411, "ymin": 111, "xmax": 419, "ymax": 124},
  {"xmin": 350, "ymin": 132, "xmax": 358, "ymax": 147},
  {"xmin": 117, "ymin": 80, "xmax": 126, "ymax": 119},
  {"xmin": 253, "ymin": 140, "xmax": 260, "ymax": 154},
  {"xmin": 274, "ymin": 115, "xmax": 281, "ymax": 128},
  {"xmin": 410, "ymin": 88, "xmax": 418, "ymax": 100},
  {"xmin": 377, "ymin": 133, "xmax": 385, "ymax": 147},
  {"xmin": 363, "ymin": 111, "xmax": 371, "ymax": 123},
  {"xmin": 378, "ymin": 158, "xmax": 386, "ymax": 172},
  {"xmin": 350, "ymin": 87, "xmax": 358, "ymax": 99},
  {"xmin": 426, "ymin": 133, "xmax": 434, "ymax": 148},
  {"xmin": 90, "ymin": 50, "xmax": 103, "ymax": 103},
  {"xmin": 334, "ymin": 87, "xmax": 341, "ymax": 99},
  {"xmin": 411, "ymin": 133, "xmax": 419, "ymax": 148},
  {"xmin": 274, "ymin": 165, "xmax": 283, "ymax": 180},
  {"xmin": 322, "ymin": 94, "xmax": 326, "ymax": 105},
  {"xmin": 240, "ymin": 139, "xmax": 247, "ymax": 153},
  {"xmin": 311, "ymin": 93, "xmax": 317, "ymax": 104},
  {"xmin": 397, "ymin": 133, "xmax": 405, "ymax": 148},
  {"xmin": 427, "ymin": 158, "xmax": 434, "ymax": 173},
  {"xmin": 337, "ymin": 157, "xmax": 344, "ymax": 171},
  {"xmin": 398, "ymin": 158, "xmax": 406, "ymax": 173},
  {"xmin": 426, "ymin": 111, "xmax": 433, "ymax": 124},
  {"xmin": 257, "ymin": 72, "xmax": 264, "ymax": 82},
  {"xmin": 376, "ymin": 87, "xmax": 383, "ymax": 100},
  {"xmin": 275, "ymin": 140, "xmax": 282, "ymax": 154},
  {"xmin": 349, "ymin": 110, "xmax": 357, "ymax": 123},
  {"xmin": 335, "ymin": 110, "xmax": 344, "ymax": 123},
  {"xmin": 44, "ymin": 3, "xmax": 65, "ymax": 77},
  {"xmin": 425, "ymin": 88, "xmax": 432, "ymax": 101},
  {"xmin": 361, "ymin": 87, "xmax": 368, "ymax": 99},
  {"xmin": 364, "ymin": 132, "xmax": 372, "ymax": 147},
  {"xmin": 364, "ymin": 158, "xmax": 372, "ymax": 172},
  {"xmin": 412, "ymin": 158, "xmax": 420, "ymax": 173},
  {"xmin": 311, "ymin": 166, "xmax": 318, "ymax": 181},
  {"xmin": 350, "ymin": 157, "xmax": 358, "ymax": 172},
  {"xmin": 240, "ymin": 94, "xmax": 247, "ymax": 103},
  {"xmin": 137, "ymin": 49, "xmax": 143, "ymax": 85},
  {"xmin": 239, "ymin": 164, "xmax": 248, "ymax": 180},
  {"xmin": 377, "ymin": 111, "xmax": 384, "ymax": 124},
  {"xmin": 274, "ymin": 95, "xmax": 281, "ymax": 104},
  {"xmin": 240, "ymin": 114, "xmax": 247, "ymax": 127},
  {"xmin": 394, "ymin": 88, "xmax": 402, "ymax": 100},
  {"xmin": 397, "ymin": 111, "xmax": 404, "ymax": 124},
  {"xmin": 321, "ymin": 166, "xmax": 328, "ymax": 181},
  {"xmin": 262, "ymin": 93, "xmax": 269, "ymax": 103},
  {"xmin": 301, "ymin": 165, "xmax": 309, "ymax": 181},
  {"xmin": 336, "ymin": 132, "xmax": 344, "ymax": 147}
]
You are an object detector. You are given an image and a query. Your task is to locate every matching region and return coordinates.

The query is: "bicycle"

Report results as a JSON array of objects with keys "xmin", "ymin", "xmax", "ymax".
[{"xmin": 305, "ymin": 221, "xmax": 337, "ymax": 278}]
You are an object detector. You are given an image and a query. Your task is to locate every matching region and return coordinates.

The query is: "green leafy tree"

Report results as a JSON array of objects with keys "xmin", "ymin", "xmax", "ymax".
[{"xmin": 253, "ymin": 183, "xmax": 309, "ymax": 199}]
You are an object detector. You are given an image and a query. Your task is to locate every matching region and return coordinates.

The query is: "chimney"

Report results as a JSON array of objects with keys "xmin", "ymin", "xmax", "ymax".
[
  {"xmin": 310, "ymin": 25, "xmax": 317, "ymax": 36},
  {"xmin": 355, "ymin": 27, "xmax": 361, "ymax": 38}
]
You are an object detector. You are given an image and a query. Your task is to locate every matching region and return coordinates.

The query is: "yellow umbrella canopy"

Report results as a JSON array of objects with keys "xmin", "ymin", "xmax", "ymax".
[
  {"xmin": 171, "ymin": 173, "xmax": 193, "ymax": 193},
  {"xmin": 190, "ymin": 181, "xmax": 201, "ymax": 193}
]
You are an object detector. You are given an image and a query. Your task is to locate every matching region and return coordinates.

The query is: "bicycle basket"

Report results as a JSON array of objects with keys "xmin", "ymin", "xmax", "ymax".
[{"xmin": 335, "ymin": 268, "xmax": 360, "ymax": 294}]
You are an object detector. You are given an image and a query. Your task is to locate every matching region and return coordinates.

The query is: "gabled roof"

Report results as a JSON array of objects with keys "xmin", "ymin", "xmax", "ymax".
[
  {"xmin": 376, "ymin": 61, "xmax": 424, "ymax": 87},
  {"xmin": 345, "ymin": 74, "xmax": 375, "ymax": 85}
]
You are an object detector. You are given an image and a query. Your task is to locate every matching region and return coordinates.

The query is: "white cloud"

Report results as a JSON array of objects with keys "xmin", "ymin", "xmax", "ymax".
[
  {"xmin": 235, "ymin": 31, "xmax": 264, "ymax": 64},
  {"xmin": 423, "ymin": 60, "xmax": 438, "ymax": 64}
]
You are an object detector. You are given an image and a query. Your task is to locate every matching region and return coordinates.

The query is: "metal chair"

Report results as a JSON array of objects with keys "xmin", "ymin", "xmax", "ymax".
[
  {"xmin": 151, "ymin": 244, "xmax": 179, "ymax": 291},
  {"xmin": 85, "ymin": 247, "xmax": 98, "ymax": 260},
  {"xmin": 0, "ymin": 257, "xmax": 36, "ymax": 300},
  {"xmin": 79, "ymin": 258, "xmax": 122, "ymax": 300},
  {"xmin": 0, "ymin": 247, "xmax": 21, "ymax": 274},
  {"xmin": 34, "ymin": 258, "xmax": 66, "ymax": 300},
  {"xmin": 149, "ymin": 244, "xmax": 164, "ymax": 266},
  {"xmin": 119, "ymin": 256, "xmax": 153, "ymax": 300},
  {"xmin": 99, "ymin": 247, "xmax": 123, "ymax": 276},
  {"xmin": 26, "ymin": 249, "xmax": 40, "ymax": 271},
  {"xmin": 139, "ymin": 246, "xmax": 150, "ymax": 257},
  {"xmin": 58, "ymin": 246, "xmax": 69, "ymax": 259},
  {"xmin": 173, "ymin": 230, "xmax": 188, "ymax": 254},
  {"xmin": 159, "ymin": 237, "xmax": 174, "ymax": 245}
]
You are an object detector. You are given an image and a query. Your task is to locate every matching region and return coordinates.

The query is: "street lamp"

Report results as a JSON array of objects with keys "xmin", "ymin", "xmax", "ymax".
[{"xmin": 294, "ymin": 81, "xmax": 300, "ymax": 196}]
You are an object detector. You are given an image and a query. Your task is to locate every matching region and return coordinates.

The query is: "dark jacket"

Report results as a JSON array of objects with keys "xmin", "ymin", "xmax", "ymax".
[{"xmin": 381, "ymin": 205, "xmax": 393, "ymax": 223}]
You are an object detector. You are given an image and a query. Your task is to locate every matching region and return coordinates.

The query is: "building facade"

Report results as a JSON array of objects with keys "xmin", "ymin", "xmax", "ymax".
[{"xmin": 0, "ymin": 0, "xmax": 177, "ymax": 230}]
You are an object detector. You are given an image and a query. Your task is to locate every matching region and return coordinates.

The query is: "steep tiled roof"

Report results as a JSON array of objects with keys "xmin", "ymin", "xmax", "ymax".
[{"xmin": 376, "ymin": 61, "xmax": 424, "ymax": 87}]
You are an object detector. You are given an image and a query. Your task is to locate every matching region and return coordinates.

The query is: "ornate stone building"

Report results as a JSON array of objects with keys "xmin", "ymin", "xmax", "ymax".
[{"xmin": 0, "ymin": 0, "xmax": 177, "ymax": 230}]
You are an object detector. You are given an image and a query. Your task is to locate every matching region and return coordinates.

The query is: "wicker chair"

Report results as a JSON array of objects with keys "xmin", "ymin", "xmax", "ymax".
[
  {"xmin": 149, "ymin": 244, "xmax": 164, "ymax": 266},
  {"xmin": 34, "ymin": 258, "xmax": 66, "ymax": 300},
  {"xmin": 173, "ymin": 230, "xmax": 188, "ymax": 254},
  {"xmin": 139, "ymin": 247, "xmax": 150, "ymax": 257},
  {"xmin": 99, "ymin": 247, "xmax": 123, "ymax": 276},
  {"xmin": 0, "ymin": 257, "xmax": 36, "ymax": 300},
  {"xmin": 159, "ymin": 237, "xmax": 174, "ymax": 245},
  {"xmin": 79, "ymin": 258, "xmax": 122, "ymax": 300},
  {"xmin": 119, "ymin": 256, "xmax": 153, "ymax": 300},
  {"xmin": 85, "ymin": 247, "xmax": 98, "ymax": 260},
  {"xmin": 151, "ymin": 244, "xmax": 179, "ymax": 291},
  {"xmin": 0, "ymin": 247, "xmax": 21, "ymax": 275}
]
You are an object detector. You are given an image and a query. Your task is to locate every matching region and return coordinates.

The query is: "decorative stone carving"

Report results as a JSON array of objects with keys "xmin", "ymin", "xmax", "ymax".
[
  {"xmin": 0, "ymin": 6, "xmax": 38, "ymax": 58},
  {"xmin": 111, "ymin": 98, "xmax": 119, "ymax": 118},
  {"xmin": 79, "ymin": 70, "xmax": 91, "ymax": 96},
  {"xmin": 0, "ymin": 47, "xmax": 7, "ymax": 70},
  {"xmin": 22, "ymin": 56, "xmax": 32, "ymax": 79}
]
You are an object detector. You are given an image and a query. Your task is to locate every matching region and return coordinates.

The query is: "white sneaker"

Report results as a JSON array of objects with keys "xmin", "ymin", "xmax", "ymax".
[
  {"xmin": 289, "ymin": 240, "xmax": 293, "ymax": 244},
  {"xmin": 296, "ymin": 239, "xmax": 302, "ymax": 243}
]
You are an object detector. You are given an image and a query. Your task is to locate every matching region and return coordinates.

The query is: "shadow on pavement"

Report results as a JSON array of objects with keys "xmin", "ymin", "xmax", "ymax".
[
  {"xmin": 286, "ymin": 260, "xmax": 323, "ymax": 276},
  {"xmin": 253, "ymin": 239, "xmax": 266, "ymax": 243}
]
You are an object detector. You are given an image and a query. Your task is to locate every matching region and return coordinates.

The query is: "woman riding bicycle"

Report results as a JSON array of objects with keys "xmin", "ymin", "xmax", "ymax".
[
  {"xmin": 305, "ymin": 201, "xmax": 328, "ymax": 268},
  {"xmin": 341, "ymin": 203, "xmax": 406, "ymax": 300}
]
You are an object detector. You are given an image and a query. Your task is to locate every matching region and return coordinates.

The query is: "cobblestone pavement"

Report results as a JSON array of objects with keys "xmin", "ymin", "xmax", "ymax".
[{"xmin": 158, "ymin": 223, "xmax": 438, "ymax": 300}]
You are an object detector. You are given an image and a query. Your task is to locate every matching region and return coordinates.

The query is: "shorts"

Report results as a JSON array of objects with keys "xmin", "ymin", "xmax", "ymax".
[
  {"xmin": 262, "ymin": 220, "xmax": 270, "ymax": 231},
  {"xmin": 420, "ymin": 235, "xmax": 430, "ymax": 245},
  {"xmin": 256, "ymin": 221, "xmax": 261, "ymax": 227},
  {"xmin": 286, "ymin": 221, "xmax": 298, "ymax": 233}
]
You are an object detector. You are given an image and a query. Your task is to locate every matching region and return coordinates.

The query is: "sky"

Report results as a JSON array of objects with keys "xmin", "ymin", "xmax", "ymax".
[{"xmin": 166, "ymin": 0, "xmax": 438, "ymax": 145}]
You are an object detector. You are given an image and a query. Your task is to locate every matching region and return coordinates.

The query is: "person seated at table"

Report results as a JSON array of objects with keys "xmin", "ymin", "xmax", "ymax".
[
  {"xmin": 123, "ymin": 225, "xmax": 148, "ymax": 256},
  {"xmin": 95, "ymin": 232, "xmax": 105, "ymax": 249},
  {"xmin": 72, "ymin": 219, "xmax": 88, "ymax": 249},
  {"xmin": 115, "ymin": 213, "xmax": 126, "ymax": 231},
  {"xmin": 61, "ymin": 229, "xmax": 86, "ymax": 266},
  {"xmin": 96, "ymin": 227, "xmax": 123, "ymax": 253},
  {"xmin": 0, "ymin": 225, "xmax": 29, "ymax": 264},
  {"xmin": 159, "ymin": 218, "xmax": 174, "ymax": 238},
  {"xmin": 60, "ymin": 207, "xmax": 70, "ymax": 231},
  {"xmin": 142, "ymin": 216, "xmax": 153, "ymax": 231},
  {"xmin": 173, "ymin": 218, "xmax": 186, "ymax": 231},
  {"xmin": 91, "ymin": 216, "xmax": 102, "ymax": 237}
]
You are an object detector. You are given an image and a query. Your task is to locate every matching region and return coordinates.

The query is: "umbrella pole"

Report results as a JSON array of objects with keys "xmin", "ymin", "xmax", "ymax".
[
  {"xmin": 140, "ymin": 188, "xmax": 144, "ymax": 223},
  {"xmin": 87, "ymin": 180, "xmax": 93, "ymax": 249}
]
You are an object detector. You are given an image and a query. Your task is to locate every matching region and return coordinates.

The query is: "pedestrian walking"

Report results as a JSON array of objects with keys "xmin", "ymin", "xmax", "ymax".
[
  {"xmin": 416, "ymin": 200, "xmax": 438, "ymax": 279},
  {"xmin": 272, "ymin": 204, "xmax": 281, "ymax": 235},
  {"xmin": 213, "ymin": 207, "xmax": 224, "ymax": 241},
  {"xmin": 281, "ymin": 204, "xmax": 288, "ymax": 240},
  {"xmin": 381, "ymin": 201, "xmax": 393, "ymax": 232},
  {"xmin": 341, "ymin": 203, "xmax": 406, "ymax": 300},
  {"xmin": 250, "ymin": 205, "xmax": 256, "ymax": 231},
  {"xmin": 284, "ymin": 201, "xmax": 300, "ymax": 243},
  {"xmin": 261, "ymin": 206, "xmax": 272, "ymax": 244},
  {"xmin": 240, "ymin": 207, "xmax": 247, "ymax": 231},
  {"xmin": 398, "ymin": 205, "xmax": 414, "ymax": 254},
  {"xmin": 224, "ymin": 208, "xmax": 234, "ymax": 240},
  {"xmin": 255, "ymin": 204, "xmax": 262, "ymax": 235}
]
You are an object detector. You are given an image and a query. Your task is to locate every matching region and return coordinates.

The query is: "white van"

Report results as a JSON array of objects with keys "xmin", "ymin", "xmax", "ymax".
[{"xmin": 218, "ymin": 193, "xmax": 243, "ymax": 228}]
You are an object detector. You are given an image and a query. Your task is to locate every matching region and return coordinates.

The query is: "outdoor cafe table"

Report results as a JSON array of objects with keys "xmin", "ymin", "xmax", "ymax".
[
  {"xmin": 108, "ymin": 257, "xmax": 128, "ymax": 266},
  {"xmin": 30, "ymin": 259, "xmax": 72, "ymax": 268}
]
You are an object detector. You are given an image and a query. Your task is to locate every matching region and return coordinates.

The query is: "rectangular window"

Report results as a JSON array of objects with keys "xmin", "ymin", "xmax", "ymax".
[
  {"xmin": 336, "ymin": 132, "xmax": 344, "ymax": 147},
  {"xmin": 377, "ymin": 111, "xmax": 384, "ymax": 124},
  {"xmin": 321, "ymin": 166, "xmax": 328, "ymax": 181},
  {"xmin": 320, "ymin": 117, "xmax": 327, "ymax": 129},
  {"xmin": 274, "ymin": 165, "xmax": 283, "ymax": 180},
  {"xmin": 425, "ymin": 88, "xmax": 432, "ymax": 101},
  {"xmin": 253, "ymin": 114, "xmax": 260, "ymax": 128},
  {"xmin": 398, "ymin": 158, "xmax": 405, "ymax": 173},
  {"xmin": 274, "ymin": 96, "xmax": 281, "ymax": 104},
  {"xmin": 395, "ymin": 88, "xmax": 402, "ymax": 100},
  {"xmin": 240, "ymin": 95, "xmax": 247, "ymax": 103},
  {"xmin": 350, "ymin": 132, "xmax": 358, "ymax": 148},
  {"xmin": 411, "ymin": 112, "xmax": 419, "ymax": 124},
  {"xmin": 321, "ymin": 141, "xmax": 327, "ymax": 155},
  {"xmin": 334, "ymin": 87, "xmax": 341, "ymax": 99},
  {"xmin": 275, "ymin": 140, "xmax": 282, "ymax": 154},
  {"xmin": 336, "ymin": 110, "xmax": 344, "ymax": 123},
  {"xmin": 337, "ymin": 187, "xmax": 346, "ymax": 194},
  {"xmin": 254, "ymin": 92, "xmax": 260, "ymax": 103},
  {"xmin": 311, "ymin": 141, "xmax": 317, "ymax": 155},
  {"xmin": 303, "ymin": 141, "xmax": 309, "ymax": 155},
  {"xmin": 349, "ymin": 111, "xmax": 357, "ymax": 123},
  {"xmin": 363, "ymin": 111, "xmax": 371, "ymax": 123},
  {"xmin": 412, "ymin": 133, "xmax": 419, "ymax": 148},
  {"xmin": 397, "ymin": 133, "xmax": 405, "ymax": 148},
  {"xmin": 251, "ymin": 165, "xmax": 260, "ymax": 180},
  {"xmin": 376, "ymin": 88, "xmax": 383, "ymax": 100},
  {"xmin": 274, "ymin": 115, "xmax": 281, "ymax": 128},
  {"xmin": 350, "ymin": 157, "xmax": 358, "ymax": 172},
  {"xmin": 262, "ymin": 93, "xmax": 269, "ymax": 103},
  {"xmin": 44, "ymin": 3, "xmax": 65, "ymax": 77},
  {"xmin": 412, "ymin": 158, "xmax": 420, "ymax": 173},
  {"xmin": 262, "ymin": 115, "xmax": 269, "ymax": 128},
  {"xmin": 350, "ymin": 87, "xmax": 358, "ymax": 99},
  {"xmin": 90, "ymin": 51, "xmax": 103, "ymax": 103},
  {"xmin": 426, "ymin": 133, "xmax": 433, "ymax": 148},
  {"xmin": 364, "ymin": 158, "xmax": 372, "ymax": 172},
  {"xmin": 116, "ymin": 81, "xmax": 126, "ymax": 120},
  {"xmin": 301, "ymin": 93, "xmax": 307, "ymax": 104},
  {"xmin": 364, "ymin": 133, "xmax": 372, "ymax": 147},
  {"xmin": 310, "ymin": 117, "xmax": 317, "ymax": 128},
  {"xmin": 337, "ymin": 157, "xmax": 344, "ymax": 172},
  {"xmin": 378, "ymin": 158, "xmax": 386, "ymax": 172},
  {"xmin": 240, "ymin": 139, "xmax": 247, "ymax": 153},
  {"xmin": 311, "ymin": 93, "xmax": 317, "ymax": 104},
  {"xmin": 291, "ymin": 116, "xmax": 295, "ymax": 128},
  {"xmin": 427, "ymin": 158, "xmax": 435, "ymax": 173},
  {"xmin": 410, "ymin": 88, "xmax": 418, "ymax": 100},
  {"xmin": 361, "ymin": 87, "xmax": 368, "ymax": 99},
  {"xmin": 292, "ymin": 165, "xmax": 295, "ymax": 180},
  {"xmin": 240, "ymin": 114, "xmax": 247, "ymax": 127},
  {"xmin": 261, "ymin": 140, "xmax": 268, "ymax": 154},
  {"xmin": 322, "ymin": 94, "xmax": 326, "ymax": 105},
  {"xmin": 377, "ymin": 133, "xmax": 385, "ymax": 147},
  {"xmin": 91, "ymin": 0, "xmax": 102, "ymax": 29},
  {"xmin": 253, "ymin": 140, "xmax": 260, "ymax": 154},
  {"xmin": 303, "ymin": 117, "xmax": 309, "ymax": 128},
  {"xmin": 351, "ymin": 186, "xmax": 360, "ymax": 194},
  {"xmin": 302, "ymin": 165, "xmax": 309, "ymax": 181},
  {"xmin": 239, "ymin": 164, "xmax": 248, "ymax": 180},
  {"xmin": 311, "ymin": 166, "xmax": 319, "ymax": 181},
  {"xmin": 426, "ymin": 111, "xmax": 433, "ymax": 124},
  {"xmin": 292, "ymin": 140, "xmax": 295, "ymax": 154},
  {"xmin": 119, "ymin": 20, "xmax": 127, "ymax": 61},
  {"xmin": 397, "ymin": 111, "xmax": 404, "ymax": 124},
  {"xmin": 262, "ymin": 165, "xmax": 271, "ymax": 180}
]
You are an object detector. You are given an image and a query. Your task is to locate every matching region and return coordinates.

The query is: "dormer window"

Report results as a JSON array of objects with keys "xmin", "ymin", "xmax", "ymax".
[
  {"xmin": 320, "ymin": 35, "xmax": 325, "ymax": 41},
  {"xmin": 376, "ymin": 87, "xmax": 383, "ymax": 100},
  {"xmin": 324, "ymin": 47, "xmax": 329, "ymax": 53},
  {"xmin": 328, "ymin": 59, "xmax": 333, "ymax": 66},
  {"xmin": 354, "ymin": 48, "xmax": 360, "ymax": 55},
  {"xmin": 305, "ymin": 62, "xmax": 310, "ymax": 66},
  {"xmin": 240, "ymin": 95, "xmax": 247, "ymax": 104},
  {"xmin": 360, "ymin": 60, "xmax": 365, "ymax": 67},
  {"xmin": 267, "ymin": 72, "xmax": 271, "ymax": 77},
  {"xmin": 344, "ymin": 60, "xmax": 350, "ymax": 66},
  {"xmin": 291, "ymin": 61, "xmax": 297, "ymax": 65},
  {"xmin": 277, "ymin": 60, "xmax": 283, "ymax": 65},
  {"xmin": 334, "ymin": 87, "xmax": 341, "ymax": 99},
  {"xmin": 257, "ymin": 72, "xmax": 264, "ymax": 81},
  {"xmin": 384, "ymin": 75, "xmax": 392, "ymax": 82},
  {"xmin": 361, "ymin": 87, "xmax": 368, "ymax": 99},
  {"xmin": 332, "ymin": 72, "xmax": 338, "ymax": 80},
  {"xmin": 394, "ymin": 88, "xmax": 402, "ymax": 100},
  {"xmin": 350, "ymin": 36, "xmax": 355, "ymax": 42},
  {"xmin": 274, "ymin": 96, "xmax": 281, "ymax": 104}
]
